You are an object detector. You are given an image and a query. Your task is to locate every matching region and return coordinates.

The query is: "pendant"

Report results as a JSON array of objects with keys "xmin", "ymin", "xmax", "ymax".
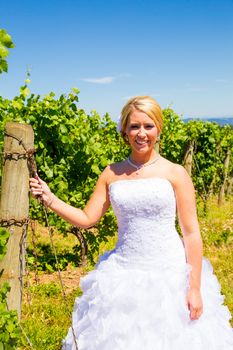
[
  {"xmin": 135, "ymin": 165, "xmax": 142, "ymax": 175},
  {"xmin": 135, "ymin": 166, "xmax": 142, "ymax": 175}
]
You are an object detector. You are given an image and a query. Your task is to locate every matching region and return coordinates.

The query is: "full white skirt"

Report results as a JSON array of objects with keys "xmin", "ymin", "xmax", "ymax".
[{"xmin": 62, "ymin": 251, "xmax": 233, "ymax": 350}]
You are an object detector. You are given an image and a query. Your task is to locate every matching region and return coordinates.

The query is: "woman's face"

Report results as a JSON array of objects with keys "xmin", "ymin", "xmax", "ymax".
[{"xmin": 125, "ymin": 109, "xmax": 159, "ymax": 153}]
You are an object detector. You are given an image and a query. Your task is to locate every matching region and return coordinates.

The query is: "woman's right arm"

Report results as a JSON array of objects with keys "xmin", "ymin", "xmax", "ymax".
[{"xmin": 29, "ymin": 167, "xmax": 111, "ymax": 229}]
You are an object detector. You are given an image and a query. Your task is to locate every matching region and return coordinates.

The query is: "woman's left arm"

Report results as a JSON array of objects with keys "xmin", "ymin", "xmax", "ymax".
[{"xmin": 172, "ymin": 164, "xmax": 203, "ymax": 320}]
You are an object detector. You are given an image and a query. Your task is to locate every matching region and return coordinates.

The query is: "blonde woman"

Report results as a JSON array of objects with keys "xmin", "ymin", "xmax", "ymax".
[{"xmin": 30, "ymin": 96, "xmax": 233, "ymax": 349}]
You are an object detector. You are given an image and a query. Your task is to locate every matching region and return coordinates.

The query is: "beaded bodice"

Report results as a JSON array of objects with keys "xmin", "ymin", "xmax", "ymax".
[{"xmin": 109, "ymin": 177, "xmax": 186, "ymax": 268}]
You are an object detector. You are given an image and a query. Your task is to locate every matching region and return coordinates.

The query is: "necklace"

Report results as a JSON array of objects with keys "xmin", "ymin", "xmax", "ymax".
[{"xmin": 127, "ymin": 154, "xmax": 160, "ymax": 175}]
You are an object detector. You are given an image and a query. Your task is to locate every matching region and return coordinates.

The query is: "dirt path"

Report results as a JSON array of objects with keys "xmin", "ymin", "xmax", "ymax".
[{"xmin": 27, "ymin": 265, "xmax": 85, "ymax": 294}]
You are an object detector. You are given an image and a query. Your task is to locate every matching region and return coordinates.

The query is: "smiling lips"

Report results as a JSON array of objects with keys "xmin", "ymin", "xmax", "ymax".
[{"xmin": 135, "ymin": 139, "xmax": 149, "ymax": 145}]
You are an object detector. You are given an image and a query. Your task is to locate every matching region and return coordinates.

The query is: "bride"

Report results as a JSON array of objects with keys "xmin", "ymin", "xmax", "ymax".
[{"xmin": 30, "ymin": 96, "xmax": 233, "ymax": 349}]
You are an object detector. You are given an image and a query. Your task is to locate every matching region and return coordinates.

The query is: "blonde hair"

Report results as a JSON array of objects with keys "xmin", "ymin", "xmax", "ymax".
[{"xmin": 120, "ymin": 96, "xmax": 163, "ymax": 139}]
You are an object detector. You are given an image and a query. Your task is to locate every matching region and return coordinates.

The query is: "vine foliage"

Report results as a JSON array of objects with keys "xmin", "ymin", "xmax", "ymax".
[
  {"xmin": 0, "ymin": 29, "xmax": 14, "ymax": 74},
  {"xmin": 0, "ymin": 86, "xmax": 232, "ymax": 266},
  {"xmin": 0, "ymin": 86, "xmax": 232, "ymax": 347}
]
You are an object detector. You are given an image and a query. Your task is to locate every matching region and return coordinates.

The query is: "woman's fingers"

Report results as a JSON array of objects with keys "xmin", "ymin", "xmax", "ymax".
[
  {"xmin": 29, "ymin": 177, "xmax": 39, "ymax": 184},
  {"xmin": 36, "ymin": 176, "xmax": 46, "ymax": 185},
  {"xmin": 30, "ymin": 181, "xmax": 41, "ymax": 189},
  {"xmin": 189, "ymin": 305, "xmax": 203, "ymax": 320},
  {"xmin": 186, "ymin": 289, "xmax": 203, "ymax": 320},
  {"xmin": 29, "ymin": 177, "xmax": 53, "ymax": 206},
  {"xmin": 29, "ymin": 177, "xmax": 43, "ymax": 197}
]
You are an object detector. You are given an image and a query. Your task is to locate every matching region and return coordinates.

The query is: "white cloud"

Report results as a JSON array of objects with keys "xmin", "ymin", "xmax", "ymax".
[
  {"xmin": 81, "ymin": 73, "xmax": 131, "ymax": 85},
  {"xmin": 82, "ymin": 76, "xmax": 116, "ymax": 84}
]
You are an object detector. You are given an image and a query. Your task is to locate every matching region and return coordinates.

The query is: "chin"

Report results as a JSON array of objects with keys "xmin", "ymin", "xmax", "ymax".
[{"xmin": 133, "ymin": 145, "xmax": 153, "ymax": 153}]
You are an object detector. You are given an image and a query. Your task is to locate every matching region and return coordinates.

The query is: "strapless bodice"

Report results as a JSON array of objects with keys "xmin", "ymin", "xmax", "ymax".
[
  {"xmin": 109, "ymin": 177, "xmax": 186, "ymax": 268},
  {"xmin": 63, "ymin": 178, "xmax": 233, "ymax": 350}
]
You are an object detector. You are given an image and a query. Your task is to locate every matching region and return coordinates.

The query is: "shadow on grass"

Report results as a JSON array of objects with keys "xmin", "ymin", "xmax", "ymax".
[{"xmin": 27, "ymin": 243, "xmax": 82, "ymax": 273}]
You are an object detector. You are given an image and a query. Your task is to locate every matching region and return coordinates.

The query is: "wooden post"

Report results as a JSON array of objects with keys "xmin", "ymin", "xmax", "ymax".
[
  {"xmin": 218, "ymin": 147, "xmax": 231, "ymax": 206},
  {"xmin": 0, "ymin": 122, "xmax": 34, "ymax": 319},
  {"xmin": 184, "ymin": 140, "xmax": 194, "ymax": 176},
  {"xmin": 226, "ymin": 176, "xmax": 233, "ymax": 196}
]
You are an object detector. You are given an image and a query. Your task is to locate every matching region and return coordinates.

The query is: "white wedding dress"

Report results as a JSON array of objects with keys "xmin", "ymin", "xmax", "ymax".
[{"xmin": 62, "ymin": 177, "xmax": 233, "ymax": 349}]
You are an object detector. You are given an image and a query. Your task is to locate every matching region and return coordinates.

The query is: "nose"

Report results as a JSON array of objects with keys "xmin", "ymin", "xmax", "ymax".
[{"xmin": 137, "ymin": 127, "xmax": 146, "ymax": 137}]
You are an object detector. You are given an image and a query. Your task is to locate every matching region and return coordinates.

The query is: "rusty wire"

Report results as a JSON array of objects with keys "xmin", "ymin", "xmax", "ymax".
[
  {"xmin": 1, "ymin": 130, "xmax": 79, "ymax": 350},
  {"xmin": 0, "ymin": 218, "xmax": 29, "ymax": 227}
]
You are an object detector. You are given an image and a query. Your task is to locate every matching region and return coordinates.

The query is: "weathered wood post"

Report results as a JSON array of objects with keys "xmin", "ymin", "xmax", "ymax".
[
  {"xmin": 0, "ymin": 122, "xmax": 34, "ymax": 319},
  {"xmin": 218, "ymin": 147, "xmax": 231, "ymax": 206},
  {"xmin": 184, "ymin": 140, "xmax": 195, "ymax": 177},
  {"xmin": 226, "ymin": 176, "xmax": 233, "ymax": 196}
]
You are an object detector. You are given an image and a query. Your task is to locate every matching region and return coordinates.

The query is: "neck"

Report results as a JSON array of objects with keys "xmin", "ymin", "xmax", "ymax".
[{"xmin": 130, "ymin": 150, "xmax": 158, "ymax": 164}]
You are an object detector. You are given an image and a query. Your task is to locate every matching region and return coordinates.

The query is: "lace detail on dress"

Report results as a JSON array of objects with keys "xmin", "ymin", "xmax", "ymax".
[
  {"xmin": 62, "ymin": 177, "xmax": 233, "ymax": 350},
  {"xmin": 109, "ymin": 177, "xmax": 185, "ymax": 267}
]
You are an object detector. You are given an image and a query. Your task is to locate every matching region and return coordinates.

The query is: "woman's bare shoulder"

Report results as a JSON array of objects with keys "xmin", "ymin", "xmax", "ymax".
[
  {"xmin": 102, "ymin": 160, "xmax": 128, "ymax": 184},
  {"xmin": 159, "ymin": 157, "xmax": 190, "ymax": 187}
]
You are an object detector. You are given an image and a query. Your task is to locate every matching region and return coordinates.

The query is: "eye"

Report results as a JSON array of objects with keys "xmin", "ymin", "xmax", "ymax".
[
  {"xmin": 130, "ymin": 124, "xmax": 139, "ymax": 129},
  {"xmin": 145, "ymin": 124, "xmax": 154, "ymax": 129}
]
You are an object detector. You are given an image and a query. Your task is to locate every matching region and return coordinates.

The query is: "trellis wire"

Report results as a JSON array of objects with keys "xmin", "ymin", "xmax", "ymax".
[{"xmin": 1, "ymin": 130, "xmax": 79, "ymax": 350}]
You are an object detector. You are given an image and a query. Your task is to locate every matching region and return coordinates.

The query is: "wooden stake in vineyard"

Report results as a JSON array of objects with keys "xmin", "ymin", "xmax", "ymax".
[
  {"xmin": 218, "ymin": 146, "xmax": 231, "ymax": 206},
  {"xmin": 184, "ymin": 140, "xmax": 195, "ymax": 176},
  {"xmin": 0, "ymin": 122, "xmax": 34, "ymax": 319}
]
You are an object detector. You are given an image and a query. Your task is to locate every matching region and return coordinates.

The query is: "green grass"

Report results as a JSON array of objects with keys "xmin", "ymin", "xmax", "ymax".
[
  {"xmin": 18, "ymin": 196, "xmax": 233, "ymax": 349},
  {"xmin": 19, "ymin": 284, "xmax": 82, "ymax": 350},
  {"xmin": 200, "ymin": 197, "xmax": 233, "ymax": 323}
]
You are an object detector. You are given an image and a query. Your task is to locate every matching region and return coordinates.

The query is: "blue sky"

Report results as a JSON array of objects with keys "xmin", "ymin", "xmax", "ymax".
[{"xmin": 1, "ymin": 0, "xmax": 233, "ymax": 120}]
